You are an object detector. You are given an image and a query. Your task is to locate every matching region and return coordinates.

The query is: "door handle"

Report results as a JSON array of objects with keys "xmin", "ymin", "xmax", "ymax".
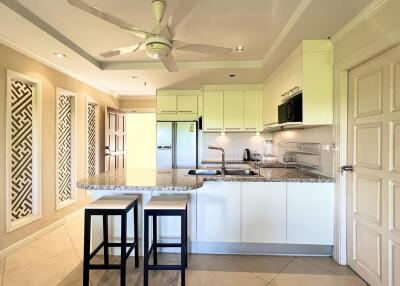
[{"xmin": 340, "ymin": 165, "xmax": 354, "ymax": 174}]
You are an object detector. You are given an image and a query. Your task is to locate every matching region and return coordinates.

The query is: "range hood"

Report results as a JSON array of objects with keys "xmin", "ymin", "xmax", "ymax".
[{"xmin": 262, "ymin": 122, "xmax": 304, "ymax": 132}]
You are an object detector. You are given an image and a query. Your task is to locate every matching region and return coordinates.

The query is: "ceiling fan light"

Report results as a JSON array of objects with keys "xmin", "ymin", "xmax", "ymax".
[{"xmin": 146, "ymin": 41, "xmax": 171, "ymax": 59}]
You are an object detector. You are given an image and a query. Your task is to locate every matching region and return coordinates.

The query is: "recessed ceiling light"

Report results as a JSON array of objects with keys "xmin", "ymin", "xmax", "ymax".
[
  {"xmin": 132, "ymin": 76, "xmax": 138, "ymax": 79},
  {"xmin": 235, "ymin": 46, "xmax": 244, "ymax": 52},
  {"xmin": 229, "ymin": 74, "xmax": 236, "ymax": 77},
  {"xmin": 54, "ymin": 52, "xmax": 66, "ymax": 58}
]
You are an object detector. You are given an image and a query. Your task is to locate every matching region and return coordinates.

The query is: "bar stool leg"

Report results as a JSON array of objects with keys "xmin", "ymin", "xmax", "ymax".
[
  {"xmin": 185, "ymin": 207, "xmax": 188, "ymax": 269},
  {"xmin": 143, "ymin": 212, "xmax": 149, "ymax": 286},
  {"xmin": 120, "ymin": 212, "xmax": 127, "ymax": 286},
  {"xmin": 83, "ymin": 211, "xmax": 91, "ymax": 286},
  {"xmin": 103, "ymin": 215, "xmax": 109, "ymax": 266},
  {"xmin": 181, "ymin": 212, "xmax": 186, "ymax": 286},
  {"xmin": 134, "ymin": 202, "xmax": 139, "ymax": 268},
  {"xmin": 153, "ymin": 215, "xmax": 158, "ymax": 265}
]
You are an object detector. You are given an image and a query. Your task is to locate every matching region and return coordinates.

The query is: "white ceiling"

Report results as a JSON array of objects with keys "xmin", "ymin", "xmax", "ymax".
[{"xmin": 0, "ymin": 0, "xmax": 373, "ymax": 96}]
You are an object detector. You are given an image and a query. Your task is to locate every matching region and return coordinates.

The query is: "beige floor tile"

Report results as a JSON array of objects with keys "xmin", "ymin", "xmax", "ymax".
[
  {"xmin": 0, "ymin": 258, "xmax": 5, "ymax": 273},
  {"xmin": 297, "ymin": 256, "xmax": 367, "ymax": 286},
  {"xmin": 168, "ymin": 255, "xmax": 267, "ymax": 286},
  {"xmin": 269, "ymin": 258, "xmax": 367, "ymax": 286},
  {"xmin": 5, "ymin": 226, "xmax": 75, "ymax": 271},
  {"xmin": 65, "ymin": 213, "xmax": 84, "ymax": 247},
  {"xmin": 90, "ymin": 255, "xmax": 179, "ymax": 286},
  {"xmin": 2, "ymin": 251, "xmax": 82, "ymax": 286},
  {"xmin": 223, "ymin": 254, "xmax": 294, "ymax": 283}
]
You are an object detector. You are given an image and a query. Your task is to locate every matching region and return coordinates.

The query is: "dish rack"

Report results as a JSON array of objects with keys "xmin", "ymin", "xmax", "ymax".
[{"xmin": 278, "ymin": 142, "xmax": 321, "ymax": 170}]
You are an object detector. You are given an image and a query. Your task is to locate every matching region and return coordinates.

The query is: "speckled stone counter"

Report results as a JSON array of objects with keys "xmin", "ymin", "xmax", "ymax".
[{"xmin": 77, "ymin": 166, "xmax": 334, "ymax": 191}]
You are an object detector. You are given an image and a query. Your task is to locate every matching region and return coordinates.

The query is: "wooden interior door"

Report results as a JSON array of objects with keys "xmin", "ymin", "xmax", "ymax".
[
  {"xmin": 105, "ymin": 107, "xmax": 126, "ymax": 172},
  {"xmin": 347, "ymin": 45, "xmax": 400, "ymax": 286}
]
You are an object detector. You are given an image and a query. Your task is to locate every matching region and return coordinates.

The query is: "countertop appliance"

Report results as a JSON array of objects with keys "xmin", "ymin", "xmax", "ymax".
[
  {"xmin": 243, "ymin": 148, "xmax": 251, "ymax": 161},
  {"xmin": 157, "ymin": 121, "xmax": 198, "ymax": 169},
  {"xmin": 278, "ymin": 92, "xmax": 303, "ymax": 124}
]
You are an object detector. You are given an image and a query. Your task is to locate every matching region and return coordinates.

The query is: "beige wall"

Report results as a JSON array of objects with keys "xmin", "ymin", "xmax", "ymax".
[
  {"xmin": 119, "ymin": 96, "xmax": 156, "ymax": 112},
  {"xmin": 0, "ymin": 43, "xmax": 118, "ymax": 251}
]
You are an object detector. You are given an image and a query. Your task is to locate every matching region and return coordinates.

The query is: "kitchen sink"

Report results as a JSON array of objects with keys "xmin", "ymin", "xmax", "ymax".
[
  {"xmin": 188, "ymin": 169, "xmax": 222, "ymax": 176},
  {"xmin": 224, "ymin": 169, "xmax": 258, "ymax": 176}
]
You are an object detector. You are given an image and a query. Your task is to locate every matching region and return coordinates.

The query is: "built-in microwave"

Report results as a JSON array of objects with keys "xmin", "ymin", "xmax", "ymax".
[{"xmin": 278, "ymin": 93, "xmax": 302, "ymax": 124}]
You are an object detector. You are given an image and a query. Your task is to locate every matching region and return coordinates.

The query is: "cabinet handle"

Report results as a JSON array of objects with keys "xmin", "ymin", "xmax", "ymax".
[
  {"xmin": 245, "ymin": 128, "xmax": 257, "ymax": 130},
  {"xmin": 225, "ymin": 128, "xmax": 241, "ymax": 130},
  {"xmin": 161, "ymin": 110, "xmax": 176, "ymax": 113},
  {"xmin": 206, "ymin": 128, "xmax": 222, "ymax": 131},
  {"xmin": 178, "ymin": 110, "xmax": 193, "ymax": 113}
]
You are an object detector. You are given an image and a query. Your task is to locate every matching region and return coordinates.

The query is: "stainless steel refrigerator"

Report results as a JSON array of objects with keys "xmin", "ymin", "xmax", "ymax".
[{"xmin": 156, "ymin": 121, "xmax": 198, "ymax": 169}]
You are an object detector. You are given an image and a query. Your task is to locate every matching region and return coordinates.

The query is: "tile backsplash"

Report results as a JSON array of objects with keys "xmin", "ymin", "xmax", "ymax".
[
  {"xmin": 199, "ymin": 132, "xmax": 266, "ymax": 161},
  {"xmin": 272, "ymin": 126, "xmax": 335, "ymax": 177},
  {"xmin": 199, "ymin": 125, "xmax": 335, "ymax": 177}
]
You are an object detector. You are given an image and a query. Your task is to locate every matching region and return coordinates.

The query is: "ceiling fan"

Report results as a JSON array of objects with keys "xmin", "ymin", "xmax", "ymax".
[{"xmin": 68, "ymin": 0, "xmax": 233, "ymax": 72}]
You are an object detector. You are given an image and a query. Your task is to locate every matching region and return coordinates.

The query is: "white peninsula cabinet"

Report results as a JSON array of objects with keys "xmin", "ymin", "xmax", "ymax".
[
  {"xmin": 287, "ymin": 183, "xmax": 334, "ymax": 245},
  {"xmin": 197, "ymin": 182, "xmax": 242, "ymax": 242},
  {"xmin": 242, "ymin": 182, "xmax": 287, "ymax": 243},
  {"xmin": 196, "ymin": 181, "xmax": 334, "ymax": 247}
]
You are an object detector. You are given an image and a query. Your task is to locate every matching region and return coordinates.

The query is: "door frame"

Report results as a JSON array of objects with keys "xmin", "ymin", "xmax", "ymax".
[{"xmin": 333, "ymin": 38, "xmax": 400, "ymax": 265}]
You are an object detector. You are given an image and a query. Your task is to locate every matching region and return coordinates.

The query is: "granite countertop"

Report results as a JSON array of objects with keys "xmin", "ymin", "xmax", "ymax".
[{"xmin": 77, "ymin": 165, "xmax": 334, "ymax": 191}]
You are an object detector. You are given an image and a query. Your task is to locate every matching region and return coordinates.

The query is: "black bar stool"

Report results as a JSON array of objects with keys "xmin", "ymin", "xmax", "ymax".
[
  {"xmin": 143, "ymin": 196, "xmax": 188, "ymax": 286},
  {"xmin": 83, "ymin": 195, "xmax": 139, "ymax": 286}
]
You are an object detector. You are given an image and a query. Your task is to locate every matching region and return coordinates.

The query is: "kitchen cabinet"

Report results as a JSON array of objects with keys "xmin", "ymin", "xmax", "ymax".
[
  {"xmin": 262, "ymin": 40, "xmax": 333, "ymax": 129},
  {"xmin": 177, "ymin": 95, "xmax": 197, "ymax": 114},
  {"xmin": 203, "ymin": 91, "xmax": 224, "ymax": 132},
  {"xmin": 243, "ymin": 90, "xmax": 261, "ymax": 131},
  {"xmin": 287, "ymin": 183, "xmax": 334, "ymax": 245},
  {"xmin": 197, "ymin": 182, "xmax": 241, "ymax": 242},
  {"xmin": 242, "ymin": 182, "xmax": 287, "ymax": 243},
  {"xmin": 223, "ymin": 91, "xmax": 243, "ymax": 131},
  {"xmin": 157, "ymin": 94, "xmax": 176, "ymax": 114}
]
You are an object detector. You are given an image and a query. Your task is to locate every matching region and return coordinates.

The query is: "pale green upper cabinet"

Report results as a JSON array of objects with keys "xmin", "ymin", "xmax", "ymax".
[
  {"xmin": 261, "ymin": 40, "xmax": 333, "ymax": 128},
  {"xmin": 203, "ymin": 91, "xmax": 224, "ymax": 131},
  {"xmin": 156, "ymin": 90, "xmax": 200, "ymax": 120},
  {"xmin": 224, "ymin": 91, "xmax": 244, "ymax": 132},
  {"xmin": 157, "ymin": 94, "xmax": 176, "ymax": 114},
  {"xmin": 177, "ymin": 95, "xmax": 198, "ymax": 114},
  {"xmin": 243, "ymin": 90, "xmax": 261, "ymax": 131}
]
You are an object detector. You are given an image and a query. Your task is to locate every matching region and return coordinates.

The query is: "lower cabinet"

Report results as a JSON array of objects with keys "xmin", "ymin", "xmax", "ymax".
[
  {"xmin": 242, "ymin": 182, "xmax": 287, "ymax": 243},
  {"xmin": 286, "ymin": 183, "xmax": 334, "ymax": 245},
  {"xmin": 197, "ymin": 182, "xmax": 242, "ymax": 242}
]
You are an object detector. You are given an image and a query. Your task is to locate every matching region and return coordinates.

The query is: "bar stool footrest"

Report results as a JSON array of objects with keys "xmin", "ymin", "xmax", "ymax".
[{"xmin": 148, "ymin": 265, "xmax": 184, "ymax": 271}]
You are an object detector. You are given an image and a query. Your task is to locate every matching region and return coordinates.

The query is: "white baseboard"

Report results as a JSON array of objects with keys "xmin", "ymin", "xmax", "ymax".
[{"xmin": 0, "ymin": 208, "xmax": 84, "ymax": 260}]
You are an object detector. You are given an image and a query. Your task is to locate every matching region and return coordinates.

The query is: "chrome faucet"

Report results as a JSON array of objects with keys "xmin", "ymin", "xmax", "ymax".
[{"xmin": 208, "ymin": 146, "xmax": 226, "ymax": 174}]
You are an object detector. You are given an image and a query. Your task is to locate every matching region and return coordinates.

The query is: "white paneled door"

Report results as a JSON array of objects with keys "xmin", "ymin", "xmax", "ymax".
[{"xmin": 347, "ymin": 45, "xmax": 400, "ymax": 286}]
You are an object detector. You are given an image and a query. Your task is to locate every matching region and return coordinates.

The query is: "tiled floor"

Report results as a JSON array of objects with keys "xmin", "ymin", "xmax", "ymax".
[{"xmin": 0, "ymin": 212, "xmax": 368, "ymax": 286}]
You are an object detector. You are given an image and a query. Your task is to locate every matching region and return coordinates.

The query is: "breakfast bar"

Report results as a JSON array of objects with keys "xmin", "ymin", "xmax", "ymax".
[{"xmin": 78, "ymin": 166, "xmax": 335, "ymax": 257}]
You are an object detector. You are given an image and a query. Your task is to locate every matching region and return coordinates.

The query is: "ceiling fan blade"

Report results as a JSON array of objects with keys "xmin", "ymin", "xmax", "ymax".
[
  {"xmin": 100, "ymin": 43, "xmax": 144, "ymax": 58},
  {"xmin": 167, "ymin": 0, "xmax": 198, "ymax": 34},
  {"xmin": 160, "ymin": 53, "xmax": 178, "ymax": 72},
  {"xmin": 68, "ymin": 0, "xmax": 148, "ymax": 39},
  {"xmin": 173, "ymin": 40, "xmax": 232, "ymax": 55}
]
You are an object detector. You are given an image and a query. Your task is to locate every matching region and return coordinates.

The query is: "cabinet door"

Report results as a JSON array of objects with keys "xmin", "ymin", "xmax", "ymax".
[
  {"xmin": 177, "ymin": 95, "xmax": 198, "ymax": 114},
  {"xmin": 157, "ymin": 95, "xmax": 176, "ymax": 114},
  {"xmin": 243, "ymin": 90, "xmax": 260, "ymax": 131},
  {"xmin": 203, "ymin": 91, "xmax": 224, "ymax": 131},
  {"xmin": 242, "ymin": 182, "xmax": 286, "ymax": 243},
  {"xmin": 223, "ymin": 91, "xmax": 243, "ymax": 131},
  {"xmin": 197, "ymin": 182, "xmax": 241, "ymax": 242},
  {"xmin": 287, "ymin": 183, "xmax": 334, "ymax": 245}
]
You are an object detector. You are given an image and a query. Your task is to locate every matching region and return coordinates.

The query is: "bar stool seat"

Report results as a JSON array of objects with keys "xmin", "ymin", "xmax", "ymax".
[
  {"xmin": 83, "ymin": 195, "xmax": 139, "ymax": 286},
  {"xmin": 143, "ymin": 196, "xmax": 188, "ymax": 286}
]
